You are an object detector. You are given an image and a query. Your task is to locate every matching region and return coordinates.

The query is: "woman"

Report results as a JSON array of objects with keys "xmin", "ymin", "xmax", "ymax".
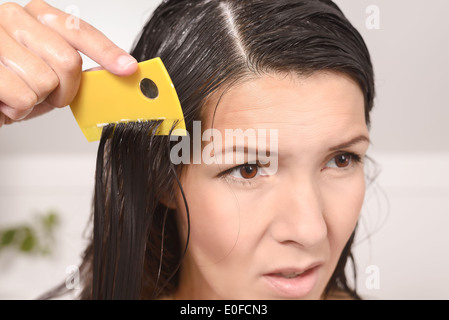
[{"xmin": 1, "ymin": 0, "xmax": 375, "ymax": 300}]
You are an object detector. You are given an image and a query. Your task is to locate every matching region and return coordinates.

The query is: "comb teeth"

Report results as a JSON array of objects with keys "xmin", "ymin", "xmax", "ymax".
[
  {"xmin": 99, "ymin": 119, "xmax": 166, "ymax": 140},
  {"xmin": 70, "ymin": 58, "xmax": 186, "ymax": 142}
]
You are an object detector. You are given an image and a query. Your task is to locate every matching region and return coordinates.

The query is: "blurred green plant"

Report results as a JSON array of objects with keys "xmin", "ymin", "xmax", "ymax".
[{"xmin": 0, "ymin": 210, "xmax": 59, "ymax": 255}]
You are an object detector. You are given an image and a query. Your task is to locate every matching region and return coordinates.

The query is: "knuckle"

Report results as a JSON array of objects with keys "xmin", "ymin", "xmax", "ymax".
[
  {"xmin": 45, "ymin": 90, "xmax": 71, "ymax": 109},
  {"xmin": 56, "ymin": 50, "xmax": 82, "ymax": 75},
  {"xmin": 37, "ymin": 69, "xmax": 60, "ymax": 97},
  {"xmin": 46, "ymin": 93, "xmax": 67, "ymax": 109}
]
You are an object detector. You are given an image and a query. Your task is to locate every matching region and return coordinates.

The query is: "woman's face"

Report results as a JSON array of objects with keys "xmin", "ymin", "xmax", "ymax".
[{"xmin": 171, "ymin": 72, "xmax": 370, "ymax": 299}]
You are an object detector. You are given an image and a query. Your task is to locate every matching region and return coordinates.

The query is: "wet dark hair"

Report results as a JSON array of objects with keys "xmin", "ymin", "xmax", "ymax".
[{"xmin": 43, "ymin": 0, "xmax": 374, "ymax": 300}]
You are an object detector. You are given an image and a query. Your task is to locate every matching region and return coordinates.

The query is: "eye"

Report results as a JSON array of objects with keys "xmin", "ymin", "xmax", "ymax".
[
  {"xmin": 325, "ymin": 153, "xmax": 361, "ymax": 169},
  {"xmin": 219, "ymin": 161, "xmax": 274, "ymax": 187},
  {"xmin": 230, "ymin": 164, "xmax": 259, "ymax": 179}
]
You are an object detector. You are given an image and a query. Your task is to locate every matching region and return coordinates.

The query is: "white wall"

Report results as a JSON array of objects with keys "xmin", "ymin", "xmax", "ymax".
[
  {"xmin": 0, "ymin": 0, "xmax": 448, "ymax": 299},
  {"xmin": 0, "ymin": 154, "xmax": 96, "ymax": 299},
  {"xmin": 354, "ymin": 153, "xmax": 449, "ymax": 299}
]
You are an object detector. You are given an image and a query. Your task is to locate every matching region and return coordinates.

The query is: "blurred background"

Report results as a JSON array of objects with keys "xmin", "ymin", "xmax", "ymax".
[{"xmin": 0, "ymin": 0, "xmax": 448, "ymax": 299}]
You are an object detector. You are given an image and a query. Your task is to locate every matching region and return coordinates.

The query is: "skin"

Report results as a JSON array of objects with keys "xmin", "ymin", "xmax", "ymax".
[
  {"xmin": 168, "ymin": 71, "xmax": 370, "ymax": 299},
  {"xmin": 0, "ymin": 0, "xmax": 137, "ymax": 126}
]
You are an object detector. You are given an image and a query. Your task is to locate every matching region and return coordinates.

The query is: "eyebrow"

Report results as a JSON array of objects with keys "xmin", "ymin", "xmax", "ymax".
[
  {"xmin": 328, "ymin": 135, "xmax": 370, "ymax": 152},
  {"xmin": 215, "ymin": 135, "xmax": 369, "ymax": 156}
]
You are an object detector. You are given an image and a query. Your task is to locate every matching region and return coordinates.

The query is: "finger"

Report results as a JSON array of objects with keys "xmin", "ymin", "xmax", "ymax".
[
  {"xmin": 0, "ymin": 2, "xmax": 82, "ymax": 109},
  {"xmin": 0, "ymin": 102, "xmax": 11, "ymax": 127},
  {"xmin": 0, "ymin": 102, "xmax": 33, "ymax": 122},
  {"xmin": 0, "ymin": 101, "xmax": 55, "ymax": 126},
  {"xmin": 0, "ymin": 25, "xmax": 59, "ymax": 105},
  {"xmin": 0, "ymin": 63, "xmax": 37, "ymax": 120},
  {"xmin": 25, "ymin": 0, "xmax": 138, "ymax": 76},
  {"xmin": 21, "ymin": 101, "xmax": 54, "ymax": 121}
]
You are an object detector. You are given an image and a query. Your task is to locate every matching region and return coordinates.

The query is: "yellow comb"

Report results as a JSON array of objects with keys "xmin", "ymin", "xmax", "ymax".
[{"xmin": 69, "ymin": 57, "xmax": 186, "ymax": 142}]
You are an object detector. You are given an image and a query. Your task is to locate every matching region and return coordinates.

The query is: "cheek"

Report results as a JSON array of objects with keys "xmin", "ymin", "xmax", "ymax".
[
  {"xmin": 323, "ymin": 170, "xmax": 366, "ymax": 255},
  {"xmin": 174, "ymin": 167, "xmax": 241, "ymax": 265}
]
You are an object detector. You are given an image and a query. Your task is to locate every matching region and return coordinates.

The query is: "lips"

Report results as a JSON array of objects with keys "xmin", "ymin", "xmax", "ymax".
[{"xmin": 263, "ymin": 263, "xmax": 322, "ymax": 298}]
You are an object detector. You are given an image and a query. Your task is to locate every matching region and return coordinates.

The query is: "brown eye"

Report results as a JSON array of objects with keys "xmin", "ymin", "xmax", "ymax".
[
  {"xmin": 324, "ymin": 152, "xmax": 362, "ymax": 170},
  {"xmin": 239, "ymin": 164, "xmax": 258, "ymax": 179},
  {"xmin": 334, "ymin": 154, "xmax": 351, "ymax": 168}
]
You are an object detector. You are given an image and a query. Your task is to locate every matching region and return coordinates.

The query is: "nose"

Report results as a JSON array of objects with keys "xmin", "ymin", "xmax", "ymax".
[{"xmin": 269, "ymin": 176, "xmax": 328, "ymax": 249}]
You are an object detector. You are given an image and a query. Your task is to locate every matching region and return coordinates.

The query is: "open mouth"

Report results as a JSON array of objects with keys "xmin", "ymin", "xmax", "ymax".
[
  {"xmin": 272, "ymin": 271, "xmax": 306, "ymax": 279},
  {"xmin": 263, "ymin": 265, "xmax": 321, "ymax": 298}
]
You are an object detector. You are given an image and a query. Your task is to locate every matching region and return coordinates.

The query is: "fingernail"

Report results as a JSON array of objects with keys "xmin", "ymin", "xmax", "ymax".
[{"xmin": 117, "ymin": 55, "xmax": 137, "ymax": 70}]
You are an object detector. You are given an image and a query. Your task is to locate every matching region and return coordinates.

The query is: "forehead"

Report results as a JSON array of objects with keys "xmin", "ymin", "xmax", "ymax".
[{"xmin": 200, "ymin": 72, "xmax": 367, "ymax": 135}]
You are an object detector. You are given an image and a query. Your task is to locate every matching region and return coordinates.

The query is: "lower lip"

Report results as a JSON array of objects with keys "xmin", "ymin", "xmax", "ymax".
[{"xmin": 263, "ymin": 266, "xmax": 319, "ymax": 298}]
